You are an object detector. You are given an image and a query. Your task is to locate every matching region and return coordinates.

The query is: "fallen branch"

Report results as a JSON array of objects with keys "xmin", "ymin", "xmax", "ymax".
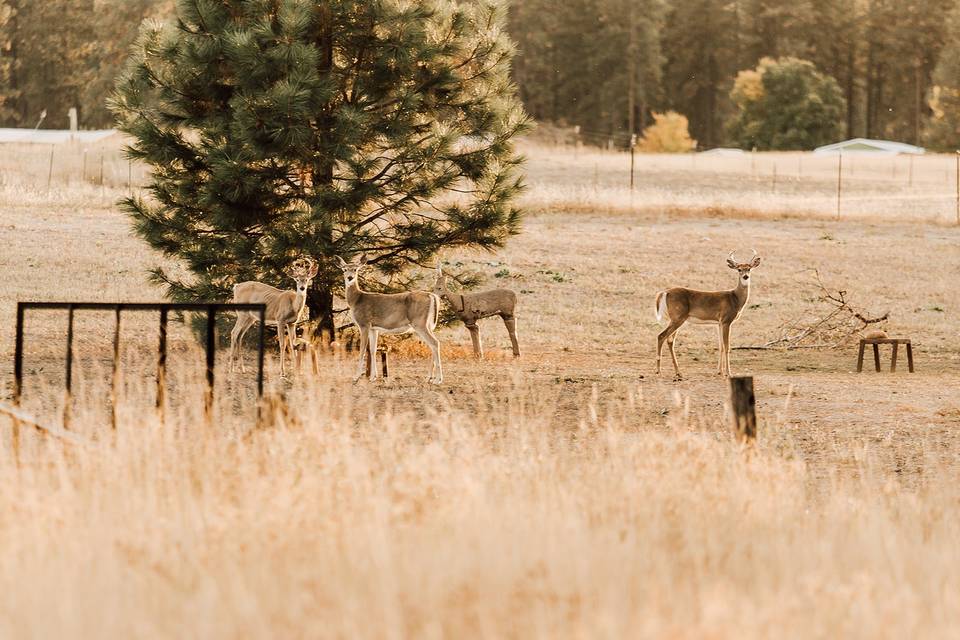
[
  {"xmin": 0, "ymin": 402, "xmax": 90, "ymax": 447},
  {"xmin": 739, "ymin": 269, "xmax": 890, "ymax": 351}
]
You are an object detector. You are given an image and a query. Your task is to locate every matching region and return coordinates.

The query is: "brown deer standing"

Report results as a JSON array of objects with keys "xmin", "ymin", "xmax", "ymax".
[
  {"xmin": 655, "ymin": 250, "xmax": 761, "ymax": 380},
  {"xmin": 432, "ymin": 265, "xmax": 520, "ymax": 359},
  {"xmin": 336, "ymin": 255, "xmax": 443, "ymax": 384},
  {"xmin": 229, "ymin": 257, "xmax": 319, "ymax": 377}
]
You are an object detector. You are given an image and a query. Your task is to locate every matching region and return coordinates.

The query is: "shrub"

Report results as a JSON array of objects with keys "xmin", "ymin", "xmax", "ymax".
[{"xmin": 638, "ymin": 111, "xmax": 697, "ymax": 153}]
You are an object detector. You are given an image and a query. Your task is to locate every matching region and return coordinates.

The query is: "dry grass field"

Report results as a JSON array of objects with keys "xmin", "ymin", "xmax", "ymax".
[{"xmin": 0, "ymin": 140, "xmax": 959, "ymax": 638}]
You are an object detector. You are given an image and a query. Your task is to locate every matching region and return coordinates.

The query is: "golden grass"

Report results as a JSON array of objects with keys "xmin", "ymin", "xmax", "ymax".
[
  {"xmin": 3, "ymin": 381, "xmax": 960, "ymax": 638},
  {"xmin": 0, "ymin": 140, "xmax": 959, "ymax": 637}
]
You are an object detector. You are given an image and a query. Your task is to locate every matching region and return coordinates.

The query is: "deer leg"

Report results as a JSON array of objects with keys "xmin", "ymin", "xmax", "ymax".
[
  {"xmin": 277, "ymin": 322, "xmax": 288, "ymax": 378},
  {"xmin": 717, "ymin": 324, "xmax": 725, "ymax": 375},
  {"xmin": 413, "ymin": 324, "xmax": 443, "ymax": 384},
  {"xmin": 287, "ymin": 324, "xmax": 299, "ymax": 376},
  {"xmin": 237, "ymin": 322, "xmax": 255, "ymax": 374},
  {"xmin": 368, "ymin": 329, "xmax": 381, "ymax": 381},
  {"xmin": 721, "ymin": 322, "xmax": 732, "ymax": 377},
  {"xmin": 657, "ymin": 320, "xmax": 684, "ymax": 378},
  {"xmin": 229, "ymin": 315, "xmax": 244, "ymax": 373},
  {"xmin": 465, "ymin": 322, "xmax": 483, "ymax": 359},
  {"xmin": 502, "ymin": 314, "xmax": 520, "ymax": 358},
  {"xmin": 667, "ymin": 332, "xmax": 682, "ymax": 381},
  {"xmin": 310, "ymin": 343, "xmax": 320, "ymax": 376},
  {"xmin": 231, "ymin": 315, "xmax": 254, "ymax": 373},
  {"xmin": 353, "ymin": 327, "xmax": 370, "ymax": 383}
]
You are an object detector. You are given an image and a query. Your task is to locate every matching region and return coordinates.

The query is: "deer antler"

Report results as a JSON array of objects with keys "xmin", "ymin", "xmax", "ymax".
[{"xmin": 288, "ymin": 256, "xmax": 318, "ymax": 278}]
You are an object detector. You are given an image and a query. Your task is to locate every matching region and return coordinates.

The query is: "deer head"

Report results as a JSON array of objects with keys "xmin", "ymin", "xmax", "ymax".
[
  {"xmin": 432, "ymin": 263, "xmax": 450, "ymax": 298},
  {"xmin": 334, "ymin": 254, "xmax": 368, "ymax": 287},
  {"xmin": 287, "ymin": 256, "xmax": 319, "ymax": 295},
  {"xmin": 726, "ymin": 250, "xmax": 761, "ymax": 286}
]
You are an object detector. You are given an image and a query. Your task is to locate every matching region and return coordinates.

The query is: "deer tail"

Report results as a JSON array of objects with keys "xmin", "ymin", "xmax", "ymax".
[{"xmin": 655, "ymin": 291, "xmax": 668, "ymax": 324}]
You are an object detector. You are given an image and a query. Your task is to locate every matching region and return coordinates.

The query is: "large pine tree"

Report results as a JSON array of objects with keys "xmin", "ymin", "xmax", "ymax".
[
  {"xmin": 112, "ymin": 0, "xmax": 527, "ymax": 339},
  {"xmin": 0, "ymin": 0, "xmax": 18, "ymax": 124}
]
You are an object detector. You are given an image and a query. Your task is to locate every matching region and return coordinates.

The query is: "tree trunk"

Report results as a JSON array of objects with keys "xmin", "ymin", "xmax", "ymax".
[
  {"xmin": 845, "ymin": 45, "xmax": 856, "ymax": 138},
  {"xmin": 307, "ymin": 288, "xmax": 337, "ymax": 347},
  {"xmin": 306, "ymin": 2, "xmax": 337, "ymax": 346}
]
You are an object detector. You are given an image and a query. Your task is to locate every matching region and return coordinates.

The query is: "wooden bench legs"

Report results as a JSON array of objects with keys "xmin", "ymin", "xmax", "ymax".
[{"xmin": 857, "ymin": 339, "xmax": 914, "ymax": 373}]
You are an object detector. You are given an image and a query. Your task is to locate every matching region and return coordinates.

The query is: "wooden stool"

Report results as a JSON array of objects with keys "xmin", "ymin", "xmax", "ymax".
[{"xmin": 857, "ymin": 338, "xmax": 914, "ymax": 373}]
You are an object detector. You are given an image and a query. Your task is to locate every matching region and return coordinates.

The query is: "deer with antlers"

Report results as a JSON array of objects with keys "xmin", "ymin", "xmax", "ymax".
[
  {"xmin": 655, "ymin": 250, "xmax": 761, "ymax": 380},
  {"xmin": 335, "ymin": 255, "xmax": 443, "ymax": 384},
  {"xmin": 432, "ymin": 265, "xmax": 520, "ymax": 359},
  {"xmin": 229, "ymin": 257, "xmax": 319, "ymax": 377}
]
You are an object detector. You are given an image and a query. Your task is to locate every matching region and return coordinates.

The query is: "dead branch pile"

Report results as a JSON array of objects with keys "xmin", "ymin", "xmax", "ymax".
[{"xmin": 741, "ymin": 270, "xmax": 889, "ymax": 350}]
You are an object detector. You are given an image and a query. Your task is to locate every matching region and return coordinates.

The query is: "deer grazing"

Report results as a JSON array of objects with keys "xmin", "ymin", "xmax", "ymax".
[
  {"xmin": 335, "ymin": 255, "xmax": 443, "ymax": 384},
  {"xmin": 655, "ymin": 250, "xmax": 761, "ymax": 380},
  {"xmin": 432, "ymin": 265, "xmax": 520, "ymax": 359},
  {"xmin": 229, "ymin": 257, "xmax": 319, "ymax": 377}
]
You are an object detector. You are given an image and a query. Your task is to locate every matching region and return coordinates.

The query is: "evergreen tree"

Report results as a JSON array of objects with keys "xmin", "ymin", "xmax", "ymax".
[
  {"xmin": 112, "ymin": 0, "xmax": 528, "ymax": 337},
  {"xmin": 82, "ymin": 0, "xmax": 175, "ymax": 128},
  {"xmin": 0, "ymin": 0, "xmax": 17, "ymax": 123},
  {"xmin": 13, "ymin": 0, "xmax": 97, "ymax": 128},
  {"xmin": 510, "ymin": 0, "xmax": 663, "ymax": 140},
  {"xmin": 727, "ymin": 57, "xmax": 846, "ymax": 150},
  {"xmin": 805, "ymin": 0, "xmax": 860, "ymax": 137},
  {"xmin": 924, "ymin": 4, "xmax": 960, "ymax": 150},
  {"xmin": 738, "ymin": 0, "xmax": 811, "ymax": 66},
  {"xmin": 662, "ymin": 0, "xmax": 739, "ymax": 148}
]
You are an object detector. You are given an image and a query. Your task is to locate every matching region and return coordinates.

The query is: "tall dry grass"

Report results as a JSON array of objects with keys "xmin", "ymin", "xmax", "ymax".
[{"xmin": 1, "ymin": 374, "xmax": 959, "ymax": 638}]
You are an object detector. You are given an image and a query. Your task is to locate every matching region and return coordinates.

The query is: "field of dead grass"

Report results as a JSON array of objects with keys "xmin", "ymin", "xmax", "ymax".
[{"xmin": 0, "ymin": 141, "xmax": 958, "ymax": 638}]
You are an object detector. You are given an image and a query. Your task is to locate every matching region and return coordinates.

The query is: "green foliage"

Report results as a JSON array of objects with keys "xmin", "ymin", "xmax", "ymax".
[
  {"xmin": 0, "ymin": 0, "xmax": 17, "ymax": 123},
  {"xmin": 925, "ymin": 4, "xmax": 960, "ymax": 151},
  {"xmin": 638, "ymin": 111, "xmax": 696, "ymax": 152},
  {"xmin": 510, "ymin": 0, "xmax": 664, "ymax": 139},
  {"xmin": 727, "ymin": 57, "xmax": 846, "ymax": 150},
  {"xmin": 112, "ymin": 0, "xmax": 528, "ymax": 330},
  {"xmin": 660, "ymin": 0, "xmax": 738, "ymax": 148},
  {"xmin": 8, "ymin": 0, "xmax": 98, "ymax": 128}
]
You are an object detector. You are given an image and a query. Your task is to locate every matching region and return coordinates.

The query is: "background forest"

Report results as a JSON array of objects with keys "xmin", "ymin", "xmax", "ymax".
[{"xmin": 3, "ymin": 0, "xmax": 960, "ymax": 150}]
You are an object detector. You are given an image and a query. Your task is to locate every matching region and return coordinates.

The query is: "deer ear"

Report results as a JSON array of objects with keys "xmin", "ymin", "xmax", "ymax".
[
  {"xmin": 751, "ymin": 257, "xmax": 762, "ymax": 268},
  {"xmin": 334, "ymin": 256, "xmax": 347, "ymax": 269},
  {"xmin": 727, "ymin": 259, "xmax": 738, "ymax": 270}
]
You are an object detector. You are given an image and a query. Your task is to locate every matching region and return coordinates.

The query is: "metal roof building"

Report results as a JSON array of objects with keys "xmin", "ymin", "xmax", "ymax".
[{"xmin": 813, "ymin": 138, "xmax": 925, "ymax": 156}]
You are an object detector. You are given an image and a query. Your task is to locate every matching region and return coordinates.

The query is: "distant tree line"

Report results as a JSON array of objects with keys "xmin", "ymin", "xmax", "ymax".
[
  {"xmin": 0, "ymin": 0, "xmax": 173, "ymax": 130},
  {"xmin": 511, "ymin": 0, "xmax": 960, "ymax": 150},
  {"xmin": 3, "ymin": 0, "xmax": 960, "ymax": 150}
]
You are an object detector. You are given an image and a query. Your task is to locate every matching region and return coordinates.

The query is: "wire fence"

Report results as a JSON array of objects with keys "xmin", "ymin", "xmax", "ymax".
[
  {"xmin": 522, "ymin": 140, "xmax": 960, "ymax": 224},
  {"xmin": 3, "ymin": 138, "xmax": 959, "ymax": 224},
  {"xmin": 0, "ymin": 141, "xmax": 149, "ymax": 193}
]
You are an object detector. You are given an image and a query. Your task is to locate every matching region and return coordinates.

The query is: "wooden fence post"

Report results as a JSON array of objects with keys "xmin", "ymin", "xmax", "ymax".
[
  {"xmin": 730, "ymin": 376, "xmax": 756, "ymax": 444},
  {"xmin": 46, "ymin": 145, "xmax": 55, "ymax": 193},
  {"xmin": 836, "ymin": 152, "xmax": 843, "ymax": 221},
  {"xmin": 111, "ymin": 307, "xmax": 122, "ymax": 430}
]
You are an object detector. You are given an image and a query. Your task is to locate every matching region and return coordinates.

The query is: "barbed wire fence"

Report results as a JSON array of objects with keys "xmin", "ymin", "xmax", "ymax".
[
  {"xmin": 525, "ymin": 127, "xmax": 960, "ymax": 225},
  {"xmin": 2, "ymin": 135, "xmax": 960, "ymax": 224}
]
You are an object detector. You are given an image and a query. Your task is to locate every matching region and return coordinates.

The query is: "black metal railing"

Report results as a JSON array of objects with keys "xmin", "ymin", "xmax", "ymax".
[{"xmin": 13, "ymin": 302, "xmax": 267, "ymax": 429}]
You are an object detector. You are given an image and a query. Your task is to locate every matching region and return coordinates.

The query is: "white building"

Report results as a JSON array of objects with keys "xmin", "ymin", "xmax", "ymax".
[{"xmin": 813, "ymin": 138, "xmax": 925, "ymax": 156}]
